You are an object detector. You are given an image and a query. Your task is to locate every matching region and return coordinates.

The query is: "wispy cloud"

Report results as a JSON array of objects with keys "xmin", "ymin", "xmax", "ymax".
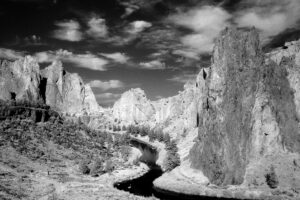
[
  {"xmin": 126, "ymin": 20, "xmax": 152, "ymax": 34},
  {"xmin": 235, "ymin": 0, "xmax": 300, "ymax": 41},
  {"xmin": 168, "ymin": 6, "xmax": 231, "ymax": 55},
  {"xmin": 140, "ymin": 60, "xmax": 165, "ymax": 70},
  {"xmin": 95, "ymin": 92, "xmax": 121, "ymax": 107},
  {"xmin": 52, "ymin": 20, "xmax": 83, "ymax": 42},
  {"xmin": 100, "ymin": 52, "xmax": 129, "ymax": 63},
  {"xmin": 34, "ymin": 49, "xmax": 109, "ymax": 71},
  {"xmin": 88, "ymin": 80, "xmax": 124, "ymax": 91},
  {"xmin": 86, "ymin": 17, "xmax": 108, "ymax": 38},
  {"xmin": 0, "ymin": 48, "xmax": 25, "ymax": 60},
  {"xmin": 167, "ymin": 72, "xmax": 197, "ymax": 84}
]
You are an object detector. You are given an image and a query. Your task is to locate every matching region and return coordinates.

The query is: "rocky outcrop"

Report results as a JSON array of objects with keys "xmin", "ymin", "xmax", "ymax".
[
  {"xmin": 113, "ymin": 88, "xmax": 155, "ymax": 124},
  {"xmin": 113, "ymin": 27, "xmax": 300, "ymax": 199},
  {"xmin": 0, "ymin": 57, "xmax": 101, "ymax": 115},
  {"xmin": 0, "ymin": 56, "xmax": 42, "ymax": 102},
  {"xmin": 188, "ymin": 27, "xmax": 300, "ymax": 192},
  {"xmin": 41, "ymin": 61, "xmax": 100, "ymax": 115}
]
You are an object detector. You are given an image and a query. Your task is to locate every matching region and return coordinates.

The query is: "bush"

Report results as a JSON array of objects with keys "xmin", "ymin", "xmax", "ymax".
[
  {"xmin": 148, "ymin": 129, "xmax": 156, "ymax": 142},
  {"xmin": 90, "ymin": 157, "xmax": 103, "ymax": 176},
  {"xmin": 156, "ymin": 129, "xmax": 164, "ymax": 142},
  {"xmin": 265, "ymin": 166, "xmax": 279, "ymax": 189},
  {"xmin": 163, "ymin": 133, "xmax": 171, "ymax": 144},
  {"xmin": 164, "ymin": 139, "xmax": 180, "ymax": 171},
  {"xmin": 79, "ymin": 159, "xmax": 90, "ymax": 174},
  {"xmin": 120, "ymin": 146, "xmax": 131, "ymax": 161},
  {"xmin": 164, "ymin": 151, "xmax": 180, "ymax": 171},
  {"xmin": 105, "ymin": 159, "xmax": 115, "ymax": 173}
]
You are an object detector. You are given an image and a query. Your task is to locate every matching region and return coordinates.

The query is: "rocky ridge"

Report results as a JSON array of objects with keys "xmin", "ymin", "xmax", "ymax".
[{"xmin": 0, "ymin": 56, "xmax": 101, "ymax": 115}]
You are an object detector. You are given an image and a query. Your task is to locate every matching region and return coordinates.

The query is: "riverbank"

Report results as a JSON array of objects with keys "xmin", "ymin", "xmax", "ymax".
[{"xmin": 153, "ymin": 160, "xmax": 298, "ymax": 200}]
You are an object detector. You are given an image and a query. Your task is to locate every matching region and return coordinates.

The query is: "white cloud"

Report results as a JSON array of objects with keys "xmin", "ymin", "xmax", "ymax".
[
  {"xmin": 96, "ymin": 92, "xmax": 121, "ymax": 106},
  {"xmin": 127, "ymin": 20, "xmax": 152, "ymax": 34},
  {"xmin": 235, "ymin": 0, "xmax": 300, "ymax": 41},
  {"xmin": 52, "ymin": 20, "xmax": 83, "ymax": 42},
  {"xmin": 172, "ymin": 49, "xmax": 200, "ymax": 60},
  {"xmin": 34, "ymin": 49, "xmax": 109, "ymax": 71},
  {"xmin": 169, "ymin": 6, "xmax": 231, "ymax": 54},
  {"xmin": 0, "ymin": 48, "xmax": 25, "ymax": 60},
  {"xmin": 86, "ymin": 17, "xmax": 108, "ymax": 38},
  {"xmin": 100, "ymin": 52, "xmax": 129, "ymax": 63},
  {"xmin": 89, "ymin": 80, "xmax": 124, "ymax": 91},
  {"xmin": 167, "ymin": 73, "xmax": 197, "ymax": 84},
  {"xmin": 140, "ymin": 60, "xmax": 165, "ymax": 70}
]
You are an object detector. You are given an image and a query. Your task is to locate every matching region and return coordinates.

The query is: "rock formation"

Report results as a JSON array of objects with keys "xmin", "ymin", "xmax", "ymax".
[
  {"xmin": 113, "ymin": 27, "xmax": 300, "ymax": 198},
  {"xmin": 0, "ymin": 56, "xmax": 42, "ymax": 102},
  {"xmin": 0, "ymin": 57, "xmax": 101, "ymax": 115}
]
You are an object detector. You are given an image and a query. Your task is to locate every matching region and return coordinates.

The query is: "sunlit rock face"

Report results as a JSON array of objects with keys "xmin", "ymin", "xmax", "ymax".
[
  {"xmin": 112, "ymin": 88, "xmax": 155, "ymax": 123},
  {"xmin": 42, "ymin": 62, "xmax": 100, "ymax": 115},
  {"xmin": 190, "ymin": 27, "xmax": 300, "ymax": 189},
  {"xmin": 0, "ymin": 56, "xmax": 42, "ymax": 102},
  {"xmin": 0, "ymin": 57, "xmax": 101, "ymax": 115}
]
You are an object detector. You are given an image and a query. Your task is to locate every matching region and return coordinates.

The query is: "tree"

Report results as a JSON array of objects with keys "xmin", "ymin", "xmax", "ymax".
[
  {"xmin": 163, "ymin": 133, "xmax": 171, "ymax": 144},
  {"xmin": 90, "ymin": 157, "xmax": 103, "ymax": 177},
  {"xmin": 148, "ymin": 129, "xmax": 156, "ymax": 142},
  {"xmin": 79, "ymin": 159, "xmax": 90, "ymax": 174},
  {"xmin": 156, "ymin": 129, "xmax": 164, "ymax": 142},
  {"xmin": 140, "ymin": 126, "xmax": 149, "ymax": 137}
]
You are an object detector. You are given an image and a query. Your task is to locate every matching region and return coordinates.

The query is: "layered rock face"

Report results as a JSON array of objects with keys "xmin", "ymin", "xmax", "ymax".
[
  {"xmin": 41, "ymin": 61, "xmax": 100, "ymax": 115},
  {"xmin": 190, "ymin": 28, "xmax": 300, "ymax": 189},
  {"xmin": 0, "ymin": 56, "xmax": 42, "ymax": 102},
  {"xmin": 113, "ymin": 88, "xmax": 155, "ymax": 123},
  {"xmin": 0, "ymin": 57, "xmax": 100, "ymax": 115}
]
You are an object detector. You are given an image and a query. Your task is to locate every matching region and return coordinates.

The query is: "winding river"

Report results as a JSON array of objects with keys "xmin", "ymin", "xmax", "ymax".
[{"xmin": 114, "ymin": 138, "xmax": 245, "ymax": 200}]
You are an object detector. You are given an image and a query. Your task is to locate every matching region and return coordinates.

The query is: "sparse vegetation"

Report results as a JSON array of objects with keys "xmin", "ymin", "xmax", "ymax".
[{"xmin": 164, "ymin": 140, "xmax": 180, "ymax": 171}]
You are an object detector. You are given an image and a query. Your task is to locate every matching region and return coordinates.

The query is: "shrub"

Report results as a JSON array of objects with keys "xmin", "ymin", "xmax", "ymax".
[
  {"xmin": 120, "ymin": 146, "xmax": 131, "ymax": 161},
  {"xmin": 90, "ymin": 157, "xmax": 103, "ymax": 176},
  {"xmin": 156, "ymin": 129, "xmax": 164, "ymax": 142},
  {"xmin": 105, "ymin": 159, "xmax": 115, "ymax": 173},
  {"xmin": 164, "ymin": 139, "xmax": 180, "ymax": 171},
  {"xmin": 265, "ymin": 166, "xmax": 279, "ymax": 189},
  {"xmin": 163, "ymin": 133, "xmax": 171, "ymax": 144},
  {"xmin": 164, "ymin": 151, "xmax": 180, "ymax": 171},
  {"xmin": 148, "ymin": 129, "xmax": 156, "ymax": 142},
  {"xmin": 79, "ymin": 159, "xmax": 90, "ymax": 174}
]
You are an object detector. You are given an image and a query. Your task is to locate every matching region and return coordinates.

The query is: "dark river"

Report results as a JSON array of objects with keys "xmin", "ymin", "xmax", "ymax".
[{"xmin": 114, "ymin": 137, "xmax": 247, "ymax": 200}]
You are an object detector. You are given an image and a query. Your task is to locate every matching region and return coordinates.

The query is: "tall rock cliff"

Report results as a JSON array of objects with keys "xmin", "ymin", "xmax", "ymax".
[
  {"xmin": 0, "ymin": 56, "xmax": 42, "ymax": 102},
  {"xmin": 41, "ymin": 61, "xmax": 100, "ymax": 115},
  {"xmin": 0, "ymin": 57, "xmax": 101, "ymax": 115},
  {"xmin": 189, "ymin": 27, "xmax": 300, "ymax": 190}
]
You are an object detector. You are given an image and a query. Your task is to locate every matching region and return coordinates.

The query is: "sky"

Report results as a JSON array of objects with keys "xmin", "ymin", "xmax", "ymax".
[{"xmin": 0, "ymin": 0, "xmax": 300, "ymax": 107}]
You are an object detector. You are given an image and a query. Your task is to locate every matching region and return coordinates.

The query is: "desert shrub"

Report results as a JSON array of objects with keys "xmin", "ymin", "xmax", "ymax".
[
  {"xmin": 105, "ymin": 159, "xmax": 115, "ymax": 173},
  {"xmin": 265, "ymin": 166, "xmax": 279, "ymax": 189},
  {"xmin": 120, "ymin": 146, "xmax": 131, "ymax": 161},
  {"xmin": 148, "ymin": 129, "xmax": 156, "ymax": 142},
  {"xmin": 79, "ymin": 159, "xmax": 91, "ymax": 174},
  {"xmin": 164, "ymin": 139, "xmax": 180, "ymax": 171},
  {"xmin": 156, "ymin": 129, "xmax": 164, "ymax": 142},
  {"xmin": 90, "ymin": 157, "xmax": 104, "ymax": 176},
  {"xmin": 164, "ymin": 151, "xmax": 180, "ymax": 171},
  {"xmin": 140, "ymin": 126, "xmax": 149, "ymax": 137}
]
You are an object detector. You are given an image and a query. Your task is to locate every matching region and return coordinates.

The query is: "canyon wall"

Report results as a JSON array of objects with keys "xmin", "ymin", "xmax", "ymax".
[
  {"xmin": 112, "ymin": 28, "xmax": 300, "ymax": 192},
  {"xmin": 0, "ymin": 56, "xmax": 101, "ymax": 115}
]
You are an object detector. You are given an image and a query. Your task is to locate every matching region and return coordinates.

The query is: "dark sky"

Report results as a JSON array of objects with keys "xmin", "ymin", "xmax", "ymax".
[{"xmin": 0, "ymin": 0, "xmax": 300, "ymax": 107}]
